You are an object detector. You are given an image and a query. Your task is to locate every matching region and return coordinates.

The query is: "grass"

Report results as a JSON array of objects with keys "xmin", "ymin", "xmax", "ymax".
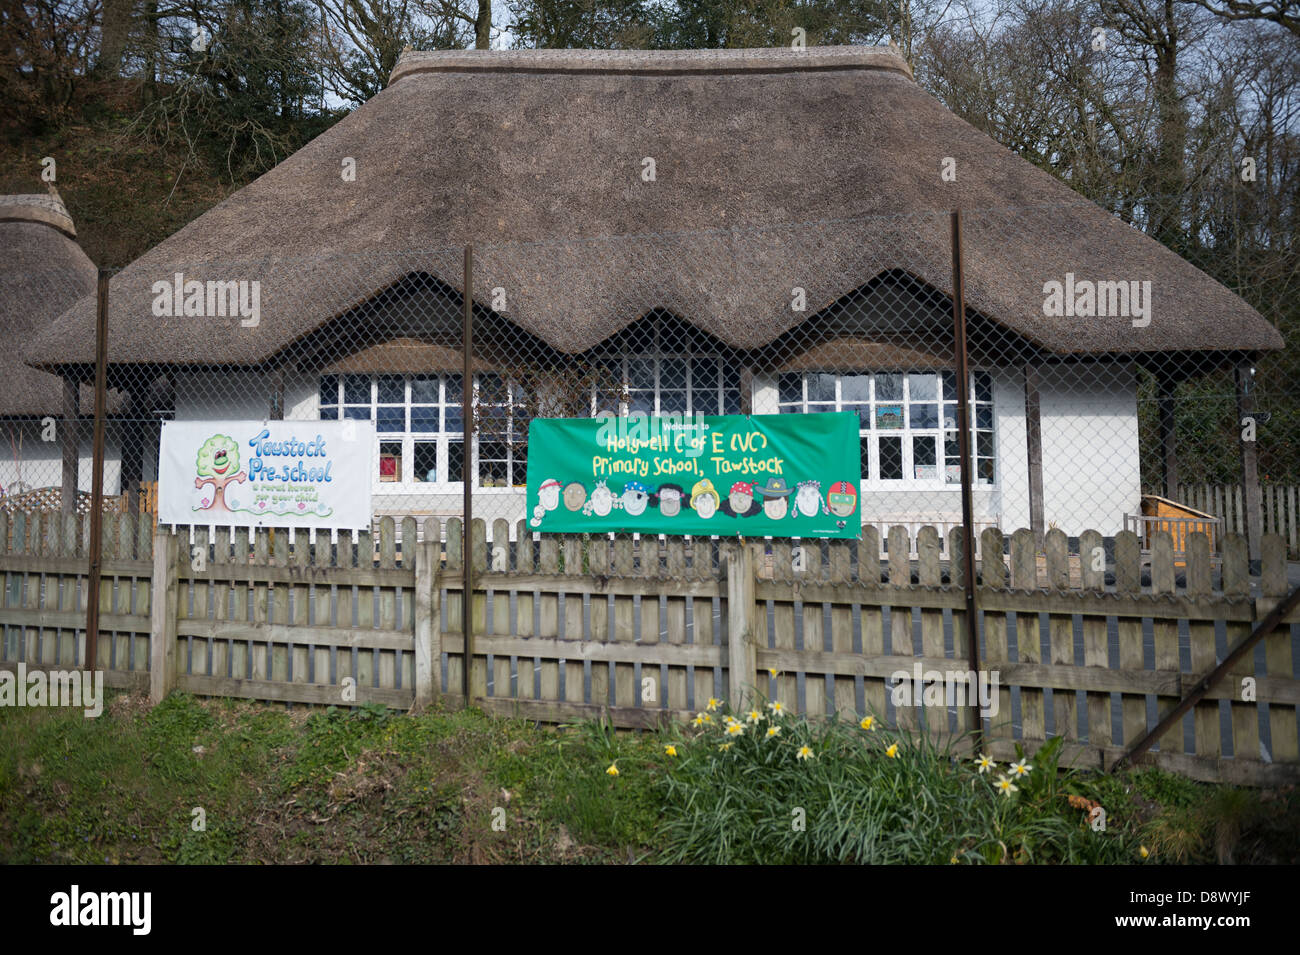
[{"xmin": 1, "ymin": 690, "xmax": 1295, "ymax": 864}]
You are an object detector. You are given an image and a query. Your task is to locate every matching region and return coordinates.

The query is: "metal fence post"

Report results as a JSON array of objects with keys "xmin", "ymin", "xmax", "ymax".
[
  {"xmin": 950, "ymin": 210, "xmax": 983, "ymax": 744},
  {"xmin": 462, "ymin": 245, "xmax": 474, "ymax": 706}
]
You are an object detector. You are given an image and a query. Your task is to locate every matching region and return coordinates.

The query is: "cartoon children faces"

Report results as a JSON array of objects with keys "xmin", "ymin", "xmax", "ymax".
[
  {"xmin": 655, "ymin": 483, "xmax": 684, "ymax": 517},
  {"xmin": 622, "ymin": 480, "xmax": 651, "ymax": 516},
  {"xmin": 793, "ymin": 479, "xmax": 826, "ymax": 518},
  {"xmin": 530, "ymin": 477, "xmax": 563, "ymax": 527},
  {"xmin": 689, "ymin": 479, "xmax": 721, "ymax": 519},
  {"xmin": 755, "ymin": 476, "xmax": 793, "ymax": 520},
  {"xmin": 721, "ymin": 481, "xmax": 761, "ymax": 518},
  {"xmin": 563, "ymin": 481, "xmax": 587, "ymax": 511}
]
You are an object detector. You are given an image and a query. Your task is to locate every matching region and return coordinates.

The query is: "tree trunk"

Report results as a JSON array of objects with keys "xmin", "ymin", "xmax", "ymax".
[
  {"xmin": 97, "ymin": 0, "xmax": 134, "ymax": 76},
  {"xmin": 475, "ymin": 0, "xmax": 492, "ymax": 48}
]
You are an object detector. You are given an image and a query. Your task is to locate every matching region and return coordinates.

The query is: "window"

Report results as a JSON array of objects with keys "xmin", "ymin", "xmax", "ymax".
[
  {"xmin": 778, "ymin": 370, "xmax": 995, "ymax": 485},
  {"xmin": 319, "ymin": 373, "xmax": 527, "ymax": 489},
  {"xmin": 584, "ymin": 354, "xmax": 743, "ymax": 416}
]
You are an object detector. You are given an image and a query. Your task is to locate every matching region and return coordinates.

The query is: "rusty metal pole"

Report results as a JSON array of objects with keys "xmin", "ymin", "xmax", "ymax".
[
  {"xmin": 85, "ymin": 269, "xmax": 110, "ymax": 673},
  {"xmin": 462, "ymin": 246, "xmax": 474, "ymax": 706},
  {"xmin": 951, "ymin": 211, "xmax": 983, "ymax": 746}
]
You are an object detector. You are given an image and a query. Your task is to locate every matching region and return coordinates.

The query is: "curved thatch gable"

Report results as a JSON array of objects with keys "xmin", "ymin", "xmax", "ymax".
[
  {"xmin": 1, "ymin": 194, "xmax": 97, "ymax": 414},
  {"xmin": 26, "ymin": 46, "xmax": 1282, "ymax": 371}
]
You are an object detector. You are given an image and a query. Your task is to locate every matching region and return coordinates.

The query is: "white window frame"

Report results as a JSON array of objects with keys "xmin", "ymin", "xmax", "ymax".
[
  {"xmin": 776, "ymin": 370, "xmax": 996, "ymax": 490},
  {"xmin": 318, "ymin": 373, "xmax": 526, "ymax": 493}
]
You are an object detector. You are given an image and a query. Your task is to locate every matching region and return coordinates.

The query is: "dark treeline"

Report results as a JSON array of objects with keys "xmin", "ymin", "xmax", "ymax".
[{"xmin": 2, "ymin": 0, "xmax": 1297, "ymax": 482}]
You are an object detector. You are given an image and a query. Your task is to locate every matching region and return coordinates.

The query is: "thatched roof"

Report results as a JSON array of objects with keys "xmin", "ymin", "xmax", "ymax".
[
  {"xmin": 1, "ymin": 194, "xmax": 98, "ymax": 415},
  {"xmin": 27, "ymin": 46, "xmax": 1282, "ymax": 373}
]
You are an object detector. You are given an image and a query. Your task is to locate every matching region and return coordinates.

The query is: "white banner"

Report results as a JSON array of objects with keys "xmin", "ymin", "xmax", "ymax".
[{"xmin": 158, "ymin": 420, "xmax": 375, "ymax": 529}]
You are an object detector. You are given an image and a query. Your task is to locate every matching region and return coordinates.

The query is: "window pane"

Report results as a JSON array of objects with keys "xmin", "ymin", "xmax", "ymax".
[
  {"xmin": 445, "ymin": 375, "xmax": 463, "ymax": 401},
  {"xmin": 627, "ymin": 359, "xmax": 654, "ymax": 390},
  {"xmin": 978, "ymin": 459, "xmax": 995, "ymax": 484},
  {"xmin": 875, "ymin": 373, "xmax": 903, "ymax": 401},
  {"xmin": 977, "ymin": 431, "xmax": 994, "ymax": 459},
  {"xmin": 413, "ymin": 442, "xmax": 437, "ymax": 483},
  {"xmin": 940, "ymin": 370, "xmax": 956, "ymax": 402},
  {"xmin": 909, "ymin": 374, "xmax": 938, "ymax": 401},
  {"xmin": 447, "ymin": 440, "xmax": 464, "ymax": 482},
  {"xmin": 478, "ymin": 373, "xmax": 505, "ymax": 402},
  {"xmin": 320, "ymin": 406, "xmax": 339, "ymax": 420},
  {"xmin": 692, "ymin": 359, "xmax": 720, "ymax": 393},
  {"xmin": 660, "ymin": 359, "xmax": 687, "ymax": 390},
  {"xmin": 721, "ymin": 364, "xmax": 742, "ymax": 414},
  {"xmin": 879, "ymin": 436, "xmax": 903, "ymax": 479},
  {"xmin": 807, "ymin": 373, "xmax": 836, "ymax": 403},
  {"xmin": 913, "ymin": 435, "xmax": 937, "ymax": 468},
  {"xmin": 909, "ymin": 403, "xmax": 938, "ymax": 429},
  {"xmin": 859, "ymin": 436, "xmax": 871, "ymax": 478},
  {"xmin": 410, "ymin": 376, "xmax": 439, "ymax": 404},
  {"xmin": 944, "ymin": 432, "xmax": 961, "ymax": 462},
  {"xmin": 976, "ymin": 405, "xmax": 993, "ymax": 429},
  {"xmin": 377, "ymin": 375, "xmax": 404, "ymax": 404},
  {"xmin": 343, "ymin": 375, "xmax": 370, "ymax": 404},
  {"xmin": 659, "ymin": 390, "xmax": 688, "ymax": 415},
  {"xmin": 379, "ymin": 442, "xmax": 402, "ymax": 482},
  {"xmin": 479, "ymin": 442, "xmax": 508, "ymax": 487},
  {"xmin": 975, "ymin": 372, "xmax": 992, "ymax": 404},
  {"xmin": 512, "ymin": 444, "xmax": 527, "ymax": 487},
  {"xmin": 942, "ymin": 403, "xmax": 958, "ymax": 430},
  {"xmin": 410, "ymin": 407, "xmax": 439, "ymax": 432},
  {"xmin": 343, "ymin": 406, "xmax": 371, "ymax": 421},
  {"xmin": 722, "ymin": 388, "xmax": 741, "ymax": 415},
  {"xmin": 319, "ymin": 375, "xmax": 338, "ymax": 406},
  {"xmin": 377, "ymin": 407, "xmax": 404, "ymax": 433},
  {"xmin": 843, "ymin": 403, "xmax": 871, "ymax": 427},
  {"xmin": 444, "ymin": 408, "xmax": 463, "ymax": 433},
  {"xmin": 778, "ymin": 373, "xmax": 804, "ymax": 405},
  {"xmin": 841, "ymin": 374, "xmax": 870, "ymax": 403}
]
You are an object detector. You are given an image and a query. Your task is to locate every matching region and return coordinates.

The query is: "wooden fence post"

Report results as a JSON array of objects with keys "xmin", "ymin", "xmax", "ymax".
[
  {"xmin": 726, "ymin": 542, "xmax": 757, "ymax": 709},
  {"xmin": 414, "ymin": 537, "xmax": 440, "ymax": 709},
  {"xmin": 149, "ymin": 529, "xmax": 179, "ymax": 704}
]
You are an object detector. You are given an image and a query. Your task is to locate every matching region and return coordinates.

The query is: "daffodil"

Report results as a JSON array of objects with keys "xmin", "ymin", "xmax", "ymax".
[
  {"xmin": 796, "ymin": 745, "xmax": 814, "ymax": 760},
  {"xmin": 691, "ymin": 714, "xmax": 705, "ymax": 728},
  {"xmin": 746, "ymin": 709, "xmax": 764, "ymax": 724},
  {"xmin": 706, "ymin": 697, "xmax": 722, "ymax": 712},
  {"xmin": 718, "ymin": 742, "xmax": 733, "ymax": 752},
  {"xmin": 859, "ymin": 715, "xmax": 877, "ymax": 731},
  {"xmin": 1008, "ymin": 758, "xmax": 1032, "ymax": 778},
  {"xmin": 726, "ymin": 722, "xmax": 745, "ymax": 737},
  {"xmin": 664, "ymin": 744, "xmax": 677, "ymax": 757},
  {"xmin": 950, "ymin": 854, "xmax": 959, "ymax": 864},
  {"xmin": 606, "ymin": 763, "xmax": 620, "ymax": 777},
  {"xmin": 1139, "ymin": 846, "xmax": 1150, "ymax": 859},
  {"xmin": 768, "ymin": 701, "xmax": 786, "ymax": 716},
  {"xmin": 974, "ymin": 753, "xmax": 995, "ymax": 774},
  {"xmin": 885, "ymin": 742, "xmax": 899, "ymax": 758},
  {"xmin": 994, "ymin": 775, "xmax": 1018, "ymax": 796},
  {"xmin": 766, "ymin": 725, "xmax": 781, "ymax": 738},
  {"xmin": 768, "ymin": 668, "xmax": 778, "ymax": 678}
]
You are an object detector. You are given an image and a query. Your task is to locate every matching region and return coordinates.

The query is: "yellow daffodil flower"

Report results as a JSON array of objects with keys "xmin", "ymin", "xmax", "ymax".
[
  {"xmin": 606, "ymin": 764, "xmax": 619, "ymax": 777},
  {"xmin": 796, "ymin": 745, "xmax": 814, "ymax": 760},
  {"xmin": 1009, "ymin": 758, "xmax": 1032, "ymax": 778},
  {"xmin": 1139, "ymin": 846, "xmax": 1150, "ymax": 859},
  {"xmin": 885, "ymin": 743, "xmax": 899, "ymax": 758},
  {"xmin": 768, "ymin": 701, "xmax": 786, "ymax": 716},
  {"xmin": 859, "ymin": 715, "xmax": 876, "ymax": 731},
  {"xmin": 975, "ymin": 753, "xmax": 994, "ymax": 774},
  {"xmin": 994, "ymin": 775, "xmax": 1018, "ymax": 796},
  {"xmin": 664, "ymin": 744, "xmax": 677, "ymax": 757},
  {"xmin": 726, "ymin": 722, "xmax": 745, "ymax": 737},
  {"xmin": 706, "ymin": 697, "xmax": 722, "ymax": 712},
  {"xmin": 766, "ymin": 725, "xmax": 781, "ymax": 738},
  {"xmin": 746, "ymin": 709, "xmax": 764, "ymax": 724},
  {"xmin": 718, "ymin": 742, "xmax": 733, "ymax": 752}
]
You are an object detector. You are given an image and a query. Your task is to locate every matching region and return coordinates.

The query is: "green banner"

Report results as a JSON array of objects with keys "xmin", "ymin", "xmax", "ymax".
[{"xmin": 524, "ymin": 413, "xmax": 862, "ymax": 538}]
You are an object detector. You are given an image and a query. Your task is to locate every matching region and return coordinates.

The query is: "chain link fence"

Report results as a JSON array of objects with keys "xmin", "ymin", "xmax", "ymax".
[{"xmin": 5, "ymin": 198, "xmax": 1295, "ymax": 579}]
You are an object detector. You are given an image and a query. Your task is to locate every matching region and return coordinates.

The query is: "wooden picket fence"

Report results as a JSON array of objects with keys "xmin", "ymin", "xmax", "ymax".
[
  {"xmin": 1178, "ymin": 483, "xmax": 1300, "ymax": 555},
  {"xmin": 2, "ymin": 511, "xmax": 1298, "ymax": 785}
]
